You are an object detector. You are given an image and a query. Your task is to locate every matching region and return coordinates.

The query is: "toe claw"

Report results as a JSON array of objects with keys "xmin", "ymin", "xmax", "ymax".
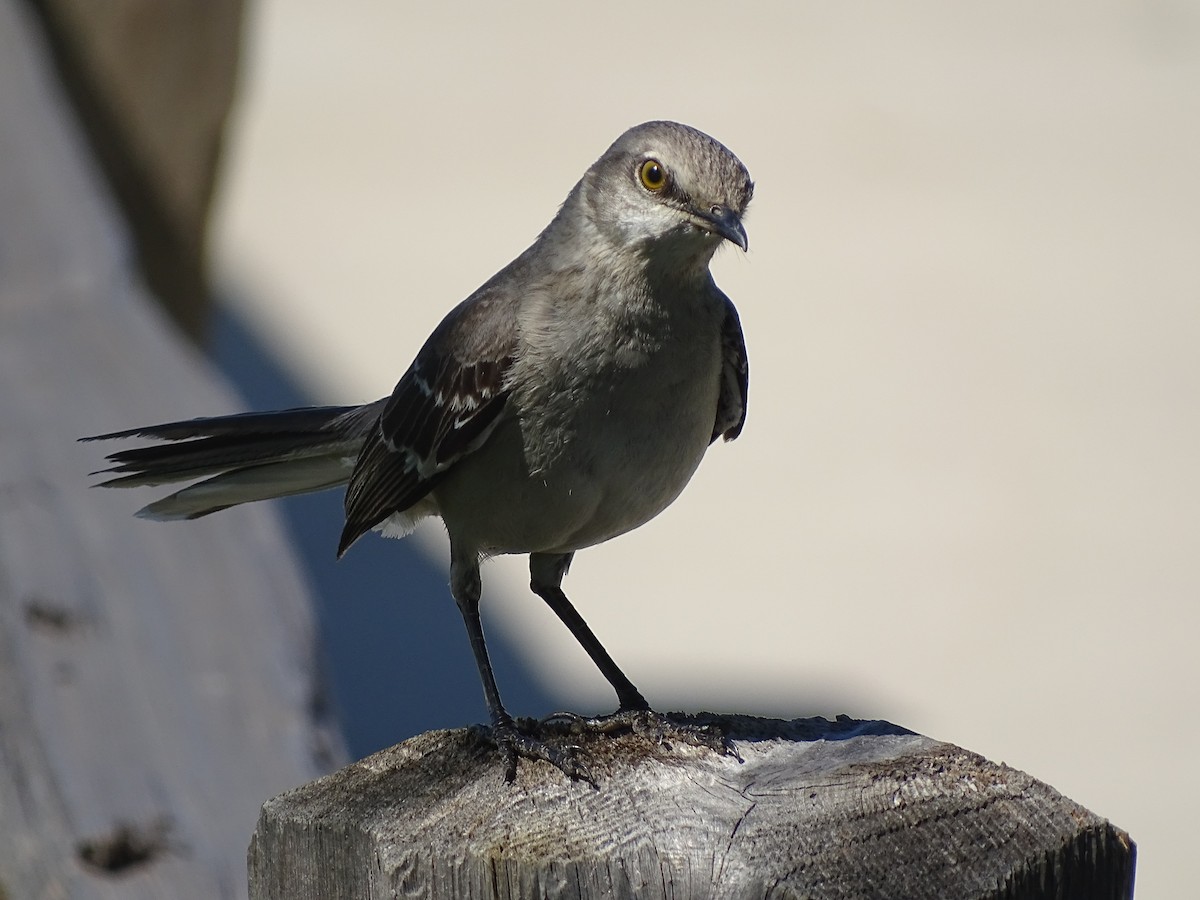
[
  {"xmin": 487, "ymin": 721, "xmax": 595, "ymax": 784},
  {"xmin": 478, "ymin": 710, "xmax": 736, "ymax": 783}
]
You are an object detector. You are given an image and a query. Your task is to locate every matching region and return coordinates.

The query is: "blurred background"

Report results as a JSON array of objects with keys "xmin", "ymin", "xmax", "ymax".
[
  {"xmin": 5, "ymin": 0, "xmax": 1196, "ymax": 896},
  {"xmin": 215, "ymin": 3, "xmax": 1198, "ymax": 894}
]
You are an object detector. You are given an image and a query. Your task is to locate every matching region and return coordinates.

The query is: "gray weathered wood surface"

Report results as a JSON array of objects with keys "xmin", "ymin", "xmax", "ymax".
[
  {"xmin": 0, "ymin": 1, "xmax": 345, "ymax": 897},
  {"xmin": 249, "ymin": 714, "xmax": 1135, "ymax": 900},
  {"xmin": 26, "ymin": 0, "xmax": 245, "ymax": 339}
]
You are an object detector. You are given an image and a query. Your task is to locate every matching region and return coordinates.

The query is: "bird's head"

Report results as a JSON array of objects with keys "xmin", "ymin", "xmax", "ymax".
[{"xmin": 572, "ymin": 121, "xmax": 753, "ymax": 269}]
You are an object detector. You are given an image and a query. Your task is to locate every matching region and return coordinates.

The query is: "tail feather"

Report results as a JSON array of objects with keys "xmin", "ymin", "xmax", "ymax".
[
  {"xmin": 136, "ymin": 456, "xmax": 358, "ymax": 521},
  {"xmin": 84, "ymin": 403, "xmax": 382, "ymax": 519},
  {"xmin": 82, "ymin": 406, "xmax": 360, "ymax": 443},
  {"xmin": 93, "ymin": 433, "xmax": 359, "ymax": 487}
]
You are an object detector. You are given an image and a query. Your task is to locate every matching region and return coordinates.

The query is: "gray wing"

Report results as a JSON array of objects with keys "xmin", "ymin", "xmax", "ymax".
[
  {"xmin": 339, "ymin": 293, "xmax": 518, "ymax": 555},
  {"xmin": 712, "ymin": 296, "xmax": 749, "ymax": 443}
]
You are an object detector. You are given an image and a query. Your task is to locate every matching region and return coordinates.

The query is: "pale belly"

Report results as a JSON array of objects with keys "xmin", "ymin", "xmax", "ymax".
[{"xmin": 432, "ymin": 343, "xmax": 722, "ymax": 556}]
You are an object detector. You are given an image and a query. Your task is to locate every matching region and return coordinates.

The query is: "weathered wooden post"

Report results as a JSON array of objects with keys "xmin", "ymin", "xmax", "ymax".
[
  {"xmin": 249, "ymin": 714, "xmax": 1135, "ymax": 899},
  {"xmin": 0, "ymin": 1, "xmax": 343, "ymax": 897}
]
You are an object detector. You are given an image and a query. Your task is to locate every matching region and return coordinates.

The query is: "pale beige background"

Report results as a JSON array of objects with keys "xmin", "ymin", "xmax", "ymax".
[{"xmin": 214, "ymin": 2, "xmax": 1198, "ymax": 895}]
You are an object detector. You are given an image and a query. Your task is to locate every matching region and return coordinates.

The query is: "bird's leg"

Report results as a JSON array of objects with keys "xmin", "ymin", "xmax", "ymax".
[
  {"xmin": 450, "ymin": 549, "xmax": 590, "ymax": 783},
  {"xmin": 528, "ymin": 553, "xmax": 735, "ymax": 758},
  {"xmin": 529, "ymin": 552, "xmax": 650, "ymax": 713}
]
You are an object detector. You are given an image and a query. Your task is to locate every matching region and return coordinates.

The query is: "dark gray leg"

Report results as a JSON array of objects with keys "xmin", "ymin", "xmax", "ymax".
[
  {"xmin": 529, "ymin": 552, "xmax": 650, "ymax": 713},
  {"xmin": 527, "ymin": 554, "xmax": 734, "ymax": 762},
  {"xmin": 450, "ymin": 546, "xmax": 589, "ymax": 782},
  {"xmin": 450, "ymin": 552, "xmax": 509, "ymax": 728}
]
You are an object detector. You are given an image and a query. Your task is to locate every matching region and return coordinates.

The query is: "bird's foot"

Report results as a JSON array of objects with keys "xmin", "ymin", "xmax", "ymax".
[
  {"xmin": 478, "ymin": 719, "xmax": 595, "ymax": 786},
  {"xmin": 540, "ymin": 708, "xmax": 742, "ymax": 762}
]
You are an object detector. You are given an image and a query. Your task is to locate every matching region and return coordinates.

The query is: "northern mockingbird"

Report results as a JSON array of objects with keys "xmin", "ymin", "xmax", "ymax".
[{"xmin": 86, "ymin": 120, "xmax": 753, "ymax": 779}]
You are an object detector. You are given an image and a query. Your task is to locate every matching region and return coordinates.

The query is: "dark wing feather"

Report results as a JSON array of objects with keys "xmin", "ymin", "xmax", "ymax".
[
  {"xmin": 712, "ymin": 296, "xmax": 749, "ymax": 443},
  {"xmin": 338, "ymin": 294, "xmax": 518, "ymax": 556}
]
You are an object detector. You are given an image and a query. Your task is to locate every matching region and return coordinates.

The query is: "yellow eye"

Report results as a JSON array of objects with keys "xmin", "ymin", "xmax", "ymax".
[{"xmin": 639, "ymin": 159, "xmax": 668, "ymax": 192}]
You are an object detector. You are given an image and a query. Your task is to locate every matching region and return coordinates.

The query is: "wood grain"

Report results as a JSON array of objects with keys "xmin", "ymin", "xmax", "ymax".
[{"xmin": 249, "ymin": 715, "xmax": 1135, "ymax": 899}]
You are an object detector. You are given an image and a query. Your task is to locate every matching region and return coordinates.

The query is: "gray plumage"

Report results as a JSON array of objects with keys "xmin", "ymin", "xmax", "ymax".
[{"xmin": 86, "ymin": 120, "xmax": 753, "ymax": 779}]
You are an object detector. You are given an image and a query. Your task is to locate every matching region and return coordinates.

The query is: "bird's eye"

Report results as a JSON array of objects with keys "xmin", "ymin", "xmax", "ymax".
[{"xmin": 638, "ymin": 159, "xmax": 668, "ymax": 192}]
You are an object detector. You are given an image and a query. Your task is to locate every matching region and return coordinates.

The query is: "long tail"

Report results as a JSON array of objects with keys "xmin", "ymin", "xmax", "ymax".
[{"xmin": 82, "ymin": 402, "xmax": 385, "ymax": 521}]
